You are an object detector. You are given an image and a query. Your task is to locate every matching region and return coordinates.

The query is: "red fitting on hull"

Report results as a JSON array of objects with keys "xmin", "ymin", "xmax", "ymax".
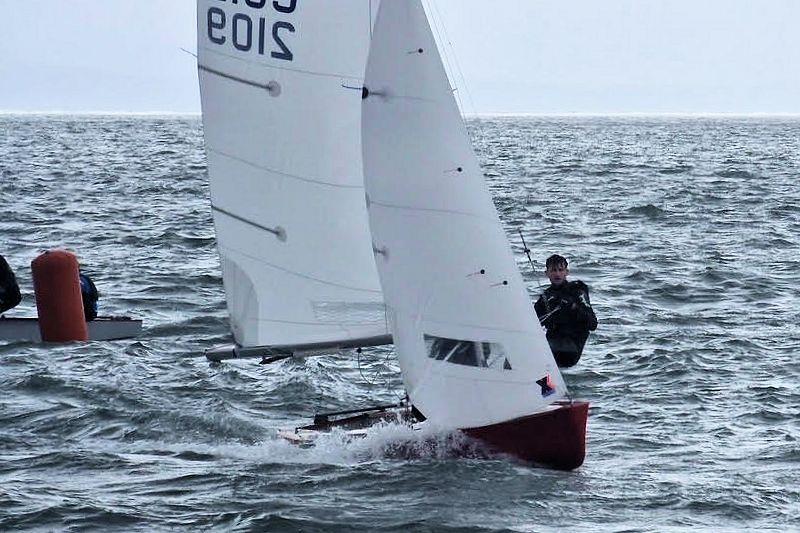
[
  {"xmin": 31, "ymin": 250, "xmax": 88, "ymax": 342},
  {"xmin": 463, "ymin": 401, "xmax": 589, "ymax": 470}
]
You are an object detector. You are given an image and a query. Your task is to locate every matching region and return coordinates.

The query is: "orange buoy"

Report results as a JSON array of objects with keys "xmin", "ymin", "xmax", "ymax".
[{"xmin": 31, "ymin": 250, "xmax": 88, "ymax": 342}]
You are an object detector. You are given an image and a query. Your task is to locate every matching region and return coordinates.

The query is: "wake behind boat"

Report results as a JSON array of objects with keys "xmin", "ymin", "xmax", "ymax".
[{"xmin": 277, "ymin": 399, "xmax": 587, "ymax": 470}]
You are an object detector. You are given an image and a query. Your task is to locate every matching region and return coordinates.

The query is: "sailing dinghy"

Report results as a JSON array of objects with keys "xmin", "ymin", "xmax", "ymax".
[
  {"xmin": 352, "ymin": 0, "xmax": 587, "ymax": 469},
  {"xmin": 198, "ymin": 0, "xmax": 588, "ymax": 470}
]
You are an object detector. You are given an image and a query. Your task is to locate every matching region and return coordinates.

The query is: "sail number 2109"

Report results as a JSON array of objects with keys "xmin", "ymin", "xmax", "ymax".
[{"xmin": 207, "ymin": 0, "xmax": 297, "ymax": 61}]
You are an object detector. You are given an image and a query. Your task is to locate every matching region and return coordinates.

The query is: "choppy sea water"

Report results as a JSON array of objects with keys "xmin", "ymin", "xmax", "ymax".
[{"xmin": 0, "ymin": 115, "xmax": 798, "ymax": 532}]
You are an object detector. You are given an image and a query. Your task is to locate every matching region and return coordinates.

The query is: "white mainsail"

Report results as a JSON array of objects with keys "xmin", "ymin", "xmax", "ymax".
[
  {"xmin": 362, "ymin": 0, "xmax": 567, "ymax": 429},
  {"xmin": 197, "ymin": 1, "xmax": 388, "ymax": 348}
]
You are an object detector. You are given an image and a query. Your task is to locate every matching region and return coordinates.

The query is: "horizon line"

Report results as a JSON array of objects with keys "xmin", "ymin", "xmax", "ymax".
[{"xmin": 3, "ymin": 110, "xmax": 800, "ymax": 119}]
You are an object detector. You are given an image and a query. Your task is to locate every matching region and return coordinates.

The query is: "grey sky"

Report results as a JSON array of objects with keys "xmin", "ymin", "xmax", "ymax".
[{"xmin": 2, "ymin": 0, "xmax": 799, "ymax": 114}]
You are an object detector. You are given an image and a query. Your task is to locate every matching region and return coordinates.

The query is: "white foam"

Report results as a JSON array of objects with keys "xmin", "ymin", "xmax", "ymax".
[{"xmin": 238, "ymin": 422, "xmax": 492, "ymax": 465}]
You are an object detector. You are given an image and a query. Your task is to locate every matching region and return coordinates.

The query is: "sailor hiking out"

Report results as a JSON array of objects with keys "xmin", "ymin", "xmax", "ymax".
[{"xmin": 534, "ymin": 254, "xmax": 597, "ymax": 368}]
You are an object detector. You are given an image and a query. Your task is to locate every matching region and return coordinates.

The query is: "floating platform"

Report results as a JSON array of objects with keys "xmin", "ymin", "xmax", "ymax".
[{"xmin": 0, "ymin": 316, "xmax": 142, "ymax": 342}]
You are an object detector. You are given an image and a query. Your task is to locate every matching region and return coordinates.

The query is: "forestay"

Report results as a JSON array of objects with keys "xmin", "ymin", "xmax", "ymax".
[
  {"xmin": 362, "ymin": 0, "xmax": 567, "ymax": 429},
  {"xmin": 197, "ymin": 1, "xmax": 388, "ymax": 348}
]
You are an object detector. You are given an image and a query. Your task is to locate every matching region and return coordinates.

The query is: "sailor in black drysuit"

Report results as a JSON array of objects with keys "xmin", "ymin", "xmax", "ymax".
[
  {"xmin": 0, "ymin": 254, "xmax": 22, "ymax": 315},
  {"xmin": 534, "ymin": 254, "xmax": 597, "ymax": 368},
  {"xmin": 79, "ymin": 272, "xmax": 99, "ymax": 321}
]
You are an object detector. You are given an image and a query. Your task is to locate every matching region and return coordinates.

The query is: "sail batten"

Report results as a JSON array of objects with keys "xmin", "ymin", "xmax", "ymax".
[
  {"xmin": 198, "ymin": 65, "xmax": 280, "ymax": 91},
  {"xmin": 212, "ymin": 206, "xmax": 285, "ymax": 239}
]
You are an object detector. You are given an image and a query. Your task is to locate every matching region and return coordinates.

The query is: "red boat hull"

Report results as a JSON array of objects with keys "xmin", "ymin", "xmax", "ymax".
[{"xmin": 463, "ymin": 401, "xmax": 589, "ymax": 470}]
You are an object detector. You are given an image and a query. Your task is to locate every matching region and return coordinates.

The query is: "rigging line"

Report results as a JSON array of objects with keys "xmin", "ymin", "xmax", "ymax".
[
  {"xmin": 425, "ymin": 0, "xmax": 456, "ymax": 110},
  {"xmin": 423, "ymin": 0, "xmax": 465, "ymax": 121},
  {"xmin": 356, "ymin": 347, "xmax": 369, "ymax": 384},
  {"xmin": 518, "ymin": 229, "xmax": 544, "ymax": 290},
  {"xmin": 382, "ymin": 348, "xmax": 395, "ymax": 383},
  {"xmin": 356, "ymin": 346, "xmax": 390, "ymax": 388},
  {"xmin": 426, "ymin": 0, "xmax": 463, "ymax": 116},
  {"xmin": 429, "ymin": 0, "xmax": 479, "ymax": 118},
  {"xmin": 397, "ymin": 390, "xmax": 409, "ymax": 408}
]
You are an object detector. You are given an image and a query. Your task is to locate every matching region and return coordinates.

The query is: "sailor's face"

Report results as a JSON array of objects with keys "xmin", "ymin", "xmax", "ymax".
[{"xmin": 546, "ymin": 265, "xmax": 569, "ymax": 285}]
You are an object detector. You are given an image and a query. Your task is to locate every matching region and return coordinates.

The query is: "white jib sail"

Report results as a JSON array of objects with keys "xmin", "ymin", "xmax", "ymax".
[
  {"xmin": 198, "ymin": 1, "xmax": 388, "ymax": 347},
  {"xmin": 362, "ymin": 0, "xmax": 567, "ymax": 429}
]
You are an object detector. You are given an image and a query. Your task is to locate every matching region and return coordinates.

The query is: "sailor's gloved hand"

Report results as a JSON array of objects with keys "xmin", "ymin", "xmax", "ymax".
[{"xmin": 559, "ymin": 298, "xmax": 577, "ymax": 311}]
